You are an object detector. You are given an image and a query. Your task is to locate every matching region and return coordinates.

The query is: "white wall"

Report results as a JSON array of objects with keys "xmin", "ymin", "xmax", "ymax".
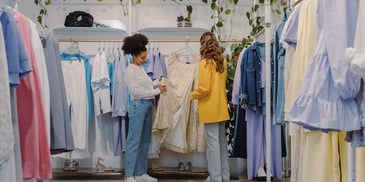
[{"xmin": 17, "ymin": 0, "xmax": 263, "ymax": 174}]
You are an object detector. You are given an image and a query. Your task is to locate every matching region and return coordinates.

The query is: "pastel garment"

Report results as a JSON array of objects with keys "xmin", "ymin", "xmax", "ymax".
[
  {"xmin": 246, "ymin": 109, "xmax": 283, "ymax": 180},
  {"xmin": 284, "ymin": 0, "xmax": 318, "ymax": 117},
  {"xmin": 0, "ymin": 22, "xmax": 13, "ymax": 167},
  {"xmin": 91, "ymin": 51, "xmax": 111, "ymax": 115},
  {"xmin": 346, "ymin": 0, "xmax": 365, "ymax": 78},
  {"xmin": 153, "ymin": 53, "xmax": 204, "ymax": 153},
  {"xmin": 287, "ymin": 0, "xmax": 361, "ymax": 131},
  {"xmin": 29, "ymin": 20, "xmax": 51, "ymax": 147},
  {"xmin": 0, "ymin": 8, "xmax": 31, "ymax": 87},
  {"xmin": 231, "ymin": 50, "xmax": 244, "ymax": 105},
  {"xmin": 14, "ymin": 10, "xmax": 52, "ymax": 179},
  {"xmin": 61, "ymin": 58, "xmax": 88, "ymax": 151},
  {"xmin": 112, "ymin": 50, "xmax": 129, "ymax": 117},
  {"xmin": 41, "ymin": 34, "xmax": 74, "ymax": 154}
]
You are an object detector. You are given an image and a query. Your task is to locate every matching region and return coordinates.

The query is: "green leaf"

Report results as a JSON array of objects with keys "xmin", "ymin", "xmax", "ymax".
[
  {"xmin": 275, "ymin": 9, "xmax": 281, "ymax": 14},
  {"xmin": 211, "ymin": 3, "xmax": 216, "ymax": 10},
  {"xmin": 246, "ymin": 12, "xmax": 250, "ymax": 19},
  {"xmin": 216, "ymin": 21, "xmax": 223, "ymax": 27},
  {"xmin": 249, "ymin": 19, "xmax": 253, "ymax": 25},
  {"xmin": 254, "ymin": 4, "xmax": 260, "ymax": 11},
  {"xmin": 37, "ymin": 15, "xmax": 42, "ymax": 24},
  {"xmin": 40, "ymin": 9, "xmax": 45, "ymax": 15},
  {"xmin": 34, "ymin": 0, "xmax": 39, "ymax": 5},
  {"xmin": 233, "ymin": 0, "xmax": 238, "ymax": 5},
  {"xmin": 187, "ymin": 5, "xmax": 192, "ymax": 14},
  {"xmin": 225, "ymin": 9, "xmax": 231, "ymax": 15},
  {"xmin": 202, "ymin": 0, "xmax": 208, "ymax": 3},
  {"xmin": 259, "ymin": 0, "xmax": 264, "ymax": 4}
]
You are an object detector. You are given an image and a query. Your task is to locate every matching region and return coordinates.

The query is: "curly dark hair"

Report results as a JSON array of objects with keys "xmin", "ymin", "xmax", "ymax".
[
  {"xmin": 122, "ymin": 33, "xmax": 149, "ymax": 56},
  {"xmin": 199, "ymin": 32, "xmax": 224, "ymax": 73}
]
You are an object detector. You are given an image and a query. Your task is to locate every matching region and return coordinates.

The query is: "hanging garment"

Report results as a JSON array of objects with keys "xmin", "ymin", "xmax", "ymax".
[
  {"xmin": 287, "ymin": 0, "xmax": 361, "ymax": 131},
  {"xmin": 346, "ymin": 0, "xmax": 365, "ymax": 78},
  {"xmin": 272, "ymin": 14, "xmax": 288, "ymax": 125},
  {"xmin": 246, "ymin": 109, "xmax": 283, "ymax": 180},
  {"xmin": 42, "ymin": 34, "xmax": 74, "ymax": 154},
  {"xmin": 111, "ymin": 50, "xmax": 129, "ymax": 154},
  {"xmin": 153, "ymin": 52, "xmax": 204, "ymax": 153},
  {"xmin": 1, "ymin": 8, "xmax": 31, "ymax": 87},
  {"xmin": 344, "ymin": 0, "xmax": 365, "ymax": 148},
  {"xmin": 13, "ymin": 10, "xmax": 52, "ymax": 179},
  {"xmin": 29, "ymin": 20, "xmax": 51, "ymax": 147},
  {"xmin": 0, "ymin": 22, "xmax": 13, "ymax": 168},
  {"xmin": 60, "ymin": 52, "xmax": 90, "ymax": 152},
  {"xmin": 91, "ymin": 51, "xmax": 111, "ymax": 115},
  {"xmin": 112, "ymin": 50, "xmax": 129, "ymax": 117}
]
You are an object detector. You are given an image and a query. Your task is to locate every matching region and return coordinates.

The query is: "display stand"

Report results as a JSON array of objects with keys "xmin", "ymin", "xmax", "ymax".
[{"xmin": 264, "ymin": 0, "xmax": 272, "ymax": 181}]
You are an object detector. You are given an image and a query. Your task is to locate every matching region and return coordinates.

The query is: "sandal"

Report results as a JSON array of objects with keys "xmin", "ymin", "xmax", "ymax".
[
  {"xmin": 148, "ymin": 163, "xmax": 164, "ymax": 171},
  {"xmin": 63, "ymin": 159, "xmax": 78, "ymax": 171}
]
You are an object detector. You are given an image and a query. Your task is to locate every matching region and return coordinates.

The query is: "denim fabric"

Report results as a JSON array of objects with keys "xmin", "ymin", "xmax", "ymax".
[
  {"xmin": 231, "ymin": 106, "xmax": 247, "ymax": 158},
  {"xmin": 205, "ymin": 122, "xmax": 230, "ymax": 182},
  {"xmin": 125, "ymin": 99, "xmax": 153, "ymax": 176},
  {"xmin": 239, "ymin": 42, "xmax": 274, "ymax": 115},
  {"xmin": 273, "ymin": 14, "xmax": 288, "ymax": 125}
]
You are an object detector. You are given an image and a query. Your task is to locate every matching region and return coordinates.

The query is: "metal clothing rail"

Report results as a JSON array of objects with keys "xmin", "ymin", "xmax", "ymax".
[{"xmin": 57, "ymin": 38, "xmax": 243, "ymax": 43}]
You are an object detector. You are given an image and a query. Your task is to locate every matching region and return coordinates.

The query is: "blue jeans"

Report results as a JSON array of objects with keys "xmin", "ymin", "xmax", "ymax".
[{"xmin": 125, "ymin": 99, "xmax": 153, "ymax": 176}]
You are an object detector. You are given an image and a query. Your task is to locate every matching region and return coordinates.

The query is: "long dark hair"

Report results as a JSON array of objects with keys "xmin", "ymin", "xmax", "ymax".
[{"xmin": 199, "ymin": 32, "xmax": 224, "ymax": 73}]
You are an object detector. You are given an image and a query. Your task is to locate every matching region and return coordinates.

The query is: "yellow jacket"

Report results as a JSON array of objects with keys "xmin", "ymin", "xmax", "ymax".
[{"xmin": 189, "ymin": 58, "xmax": 230, "ymax": 123}]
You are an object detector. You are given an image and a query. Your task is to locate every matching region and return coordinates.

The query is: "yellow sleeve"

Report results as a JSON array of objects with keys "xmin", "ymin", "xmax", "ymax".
[{"xmin": 189, "ymin": 60, "xmax": 212, "ymax": 100}]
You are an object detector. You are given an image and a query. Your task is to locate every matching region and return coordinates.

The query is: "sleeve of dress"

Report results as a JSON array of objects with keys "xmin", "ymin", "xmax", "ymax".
[
  {"xmin": 231, "ymin": 50, "xmax": 244, "ymax": 105},
  {"xmin": 324, "ymin": 0, "xmax": 360, "ymax": 99},
  {"xmin": 189, "ymin": 60, "xmax": 212, "ymax": 100}
]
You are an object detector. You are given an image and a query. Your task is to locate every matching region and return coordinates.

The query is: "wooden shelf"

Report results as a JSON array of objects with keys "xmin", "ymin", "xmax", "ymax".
[{"xmin": 52, "ymin": 167, "xmax": 208, "ymax": 180}]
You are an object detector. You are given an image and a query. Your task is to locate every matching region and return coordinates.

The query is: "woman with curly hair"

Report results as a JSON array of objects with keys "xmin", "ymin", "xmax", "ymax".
[
  {"xmin": 122, "ymin": 33, "xmax": 167, "ymax": 182},
  {"xmin": 189, "ymin": 32, "xmax": 230, "ymax": 182}
]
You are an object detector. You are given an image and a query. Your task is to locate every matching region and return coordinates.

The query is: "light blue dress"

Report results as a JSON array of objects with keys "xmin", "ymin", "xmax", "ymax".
[{"xmin": 287, "ymin": 0, "xmax": 362, "ymax": 131}]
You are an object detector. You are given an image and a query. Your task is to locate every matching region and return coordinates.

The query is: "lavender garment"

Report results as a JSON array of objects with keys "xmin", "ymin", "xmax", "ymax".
[
  {"xmin": 246, "ymin": 109, "xmax": 283, "ymax": 180},
  {"xmin": 113, "ymin": 116, "xmax": 128, "ymax": 156},
  {"xmin": 231, "ymin": 50, "xmax": 244, "ymax": 105},
  {"xmin": 111, "ymin": 50, "xmax": 128, "ymax": 117}
]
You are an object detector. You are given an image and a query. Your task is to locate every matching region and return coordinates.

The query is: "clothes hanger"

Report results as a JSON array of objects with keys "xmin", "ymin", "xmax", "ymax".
[{"xmin": 63, "ymin": 38, "xmax": 80, "ymax": 54}]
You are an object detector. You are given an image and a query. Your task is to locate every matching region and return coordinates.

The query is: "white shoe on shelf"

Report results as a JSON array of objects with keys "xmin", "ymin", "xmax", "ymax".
[
  {"xmin": 135, "ymin": 174, "xmax": 158, "ymax": 182},
  {"xmin": 124, "ymin": 176, "xmax": 136, "ymax": 182}
]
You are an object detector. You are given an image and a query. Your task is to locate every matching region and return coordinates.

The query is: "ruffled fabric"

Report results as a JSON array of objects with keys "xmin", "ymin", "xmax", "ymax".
[
  {"xmin": 287, "ymin": 54, "xmax": 362, "ymax": 131},
  {"xmin": 346, "ymin": 47, "xmax": 365, "ymax": 78}
]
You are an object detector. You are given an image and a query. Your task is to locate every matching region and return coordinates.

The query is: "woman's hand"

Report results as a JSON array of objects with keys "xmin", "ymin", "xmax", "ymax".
[{"xmin": 159, "ymin": 85, "xmax": 167, "ymax": 93}]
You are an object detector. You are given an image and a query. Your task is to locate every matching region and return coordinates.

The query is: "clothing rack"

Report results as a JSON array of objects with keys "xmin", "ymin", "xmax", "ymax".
[{"xmin": 57, "ymin": 38, "xmax": 243, "ymax": 43}]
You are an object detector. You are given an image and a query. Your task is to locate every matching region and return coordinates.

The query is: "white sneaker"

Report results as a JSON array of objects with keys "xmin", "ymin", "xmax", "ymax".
[
  {"xmin": 124, "ymin": 176, "xmax": 136, "ymax": 182},
  {"xmin": 135, "ymin": 174, "xmax": 158, "ymax": 182}
]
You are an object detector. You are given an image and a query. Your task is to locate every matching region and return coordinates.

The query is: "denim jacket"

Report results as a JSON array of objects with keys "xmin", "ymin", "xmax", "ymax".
[{"xmin": 239, "ymin": 42, "xmax": 274, "ymax": 115}]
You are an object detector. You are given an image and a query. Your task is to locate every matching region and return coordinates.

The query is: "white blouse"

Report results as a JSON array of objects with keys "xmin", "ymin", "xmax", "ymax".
[{"xmin": 124, "ymin": 63, "xmax": 160, "ymax": 100}]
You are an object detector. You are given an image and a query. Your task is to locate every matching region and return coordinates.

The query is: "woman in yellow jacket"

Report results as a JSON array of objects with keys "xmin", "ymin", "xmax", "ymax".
[{"xmin": 189, "ymin": 32, "xmax": 230, "ymax": 182}]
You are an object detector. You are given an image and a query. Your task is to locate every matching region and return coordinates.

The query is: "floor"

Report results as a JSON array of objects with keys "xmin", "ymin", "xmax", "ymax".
[
  {"xmin": 45, "ymin": 168, "xmax": 290, "ymax": 182},
  {"xmin": 46, "ymin": 178, "xmax": 289, "ymax": 182}
]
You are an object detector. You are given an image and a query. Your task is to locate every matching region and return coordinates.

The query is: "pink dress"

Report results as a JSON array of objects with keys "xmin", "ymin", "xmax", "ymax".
[{"xmin": 13, "ymin": 11, "xmax": 52, "ymax": 180}]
